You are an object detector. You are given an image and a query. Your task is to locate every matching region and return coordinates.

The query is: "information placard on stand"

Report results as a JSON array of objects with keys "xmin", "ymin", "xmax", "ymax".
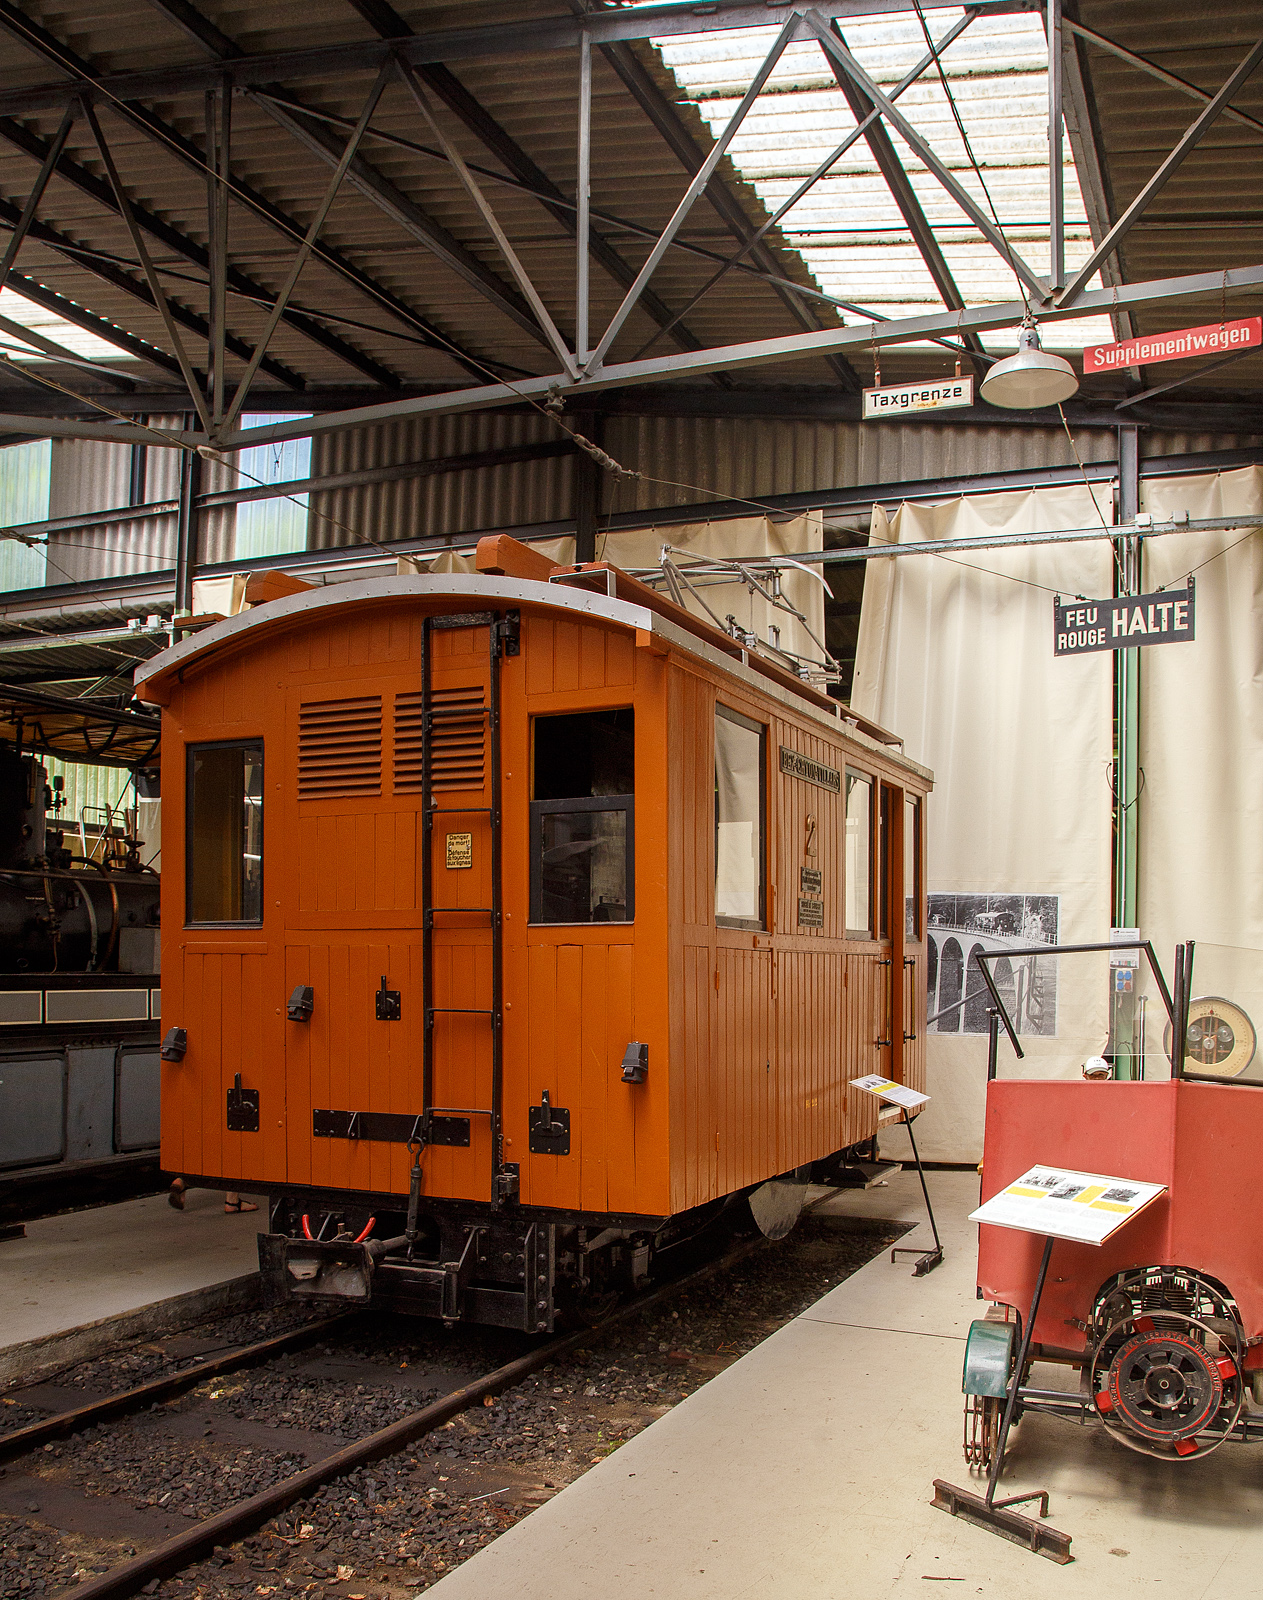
[
  {"xmin": 848, "ymin": 1076, "xmax": 941, "ymax": 1275},
  {"xmin": 970, "ymin": 1165, "xmax": 1166, "ymax": 1246}
]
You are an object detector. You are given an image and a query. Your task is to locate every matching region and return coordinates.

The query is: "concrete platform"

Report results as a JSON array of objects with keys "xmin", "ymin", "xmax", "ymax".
[
  {"xmin": 429, "ymin": 1169, "xmax": 1263, "ymax": 1597},
  {"xmin": 0, "ymin": 1186, "xmax": 266, "ymax": 1385}
]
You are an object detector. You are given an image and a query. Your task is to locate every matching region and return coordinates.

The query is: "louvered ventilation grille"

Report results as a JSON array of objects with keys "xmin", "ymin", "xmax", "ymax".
[
  {"xmin": 297, "ymin": 696, "xmax": 382, "ymax": 799},
  {"xmin": 395, "ymin": 687, "xmax": 486, "ymax": 793}
]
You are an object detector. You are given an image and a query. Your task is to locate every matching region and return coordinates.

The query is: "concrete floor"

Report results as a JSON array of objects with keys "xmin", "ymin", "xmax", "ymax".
[
  {"xmin": 0, "ymin": 1186, "xmax": 266, "ymax": 1351},
  {"xmin": 428, "ymin": 1170, "xmax": 1263, "ymax": 1599}
]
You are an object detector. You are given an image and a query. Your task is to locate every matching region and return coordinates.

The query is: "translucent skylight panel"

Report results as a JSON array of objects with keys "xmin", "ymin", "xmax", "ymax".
[
  {"xmin": 654, "ymin": 9, "xmax": 1116, "ymax": 353},
  {"xmin": 0, "ymin": 287, "xmax": 135, "ymax": 362}
]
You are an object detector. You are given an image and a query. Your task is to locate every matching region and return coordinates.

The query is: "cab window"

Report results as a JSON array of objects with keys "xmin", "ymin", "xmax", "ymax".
[{"xmin": 186, "ymin": 742, "xmax": 263, "ymax": 924}]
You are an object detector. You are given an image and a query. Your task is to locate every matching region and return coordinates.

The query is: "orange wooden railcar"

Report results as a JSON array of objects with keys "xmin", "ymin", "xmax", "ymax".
[{"xmin": 137, "ymin": 539, "xmax": 932, "ymax": 1330}]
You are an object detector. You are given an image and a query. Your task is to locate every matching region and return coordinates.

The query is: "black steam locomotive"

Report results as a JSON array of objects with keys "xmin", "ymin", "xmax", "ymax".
[{"xmin": 0, "ymin": 746, "xmax": 161, "ymax": 1211}]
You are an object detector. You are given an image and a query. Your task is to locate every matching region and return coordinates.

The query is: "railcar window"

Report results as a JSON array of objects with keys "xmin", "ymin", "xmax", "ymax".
[
  {"xmin": 186, "ymin": 743, "xmax": 263, "ymax": 924},
  {"xmin": 845, "ymin": 770, "xmax": 873, "ymax": 938},
  {"xmin": 715, "ymin": 706, "xmax": 765, "ymax": 929},
  {"xmin": 905, "ymin": 796, "xmax": 921, "ymax": 939},
  {"xmin": 530, "ymin": 710, "xmax": 634, "ymax": 924}
]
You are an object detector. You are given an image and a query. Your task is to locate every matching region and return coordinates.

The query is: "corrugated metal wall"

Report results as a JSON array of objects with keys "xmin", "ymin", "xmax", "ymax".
[
  {"xmin": 46, "ymin": 419, "xmax": 183, "ymax": 584},
  {"xmin": 307, "ymin": 411, "xmax": 573, "ymax": 549},
  {"xmin": 15, "ymin": 414, "xmax": 1263, "ymax": 582}
]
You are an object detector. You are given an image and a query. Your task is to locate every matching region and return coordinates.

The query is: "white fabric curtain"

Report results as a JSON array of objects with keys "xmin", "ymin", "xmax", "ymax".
[
  {"xmin": 1137, "ymin": 466, "xmax": 1263, "ymax": 1022},
  {"xmin": 852, "ymin": 485, "xmax": 1115, "ymax": 1160}
]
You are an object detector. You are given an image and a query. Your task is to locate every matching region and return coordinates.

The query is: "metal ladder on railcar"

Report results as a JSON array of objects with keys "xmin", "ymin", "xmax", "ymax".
[{"xmin": 418, "ymin": 610, "xmax": 519, "ymax": 1210}]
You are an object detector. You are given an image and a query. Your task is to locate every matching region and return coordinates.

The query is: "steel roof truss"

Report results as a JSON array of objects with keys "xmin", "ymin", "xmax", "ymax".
[
  {"xmin": 342, "ymin": 2, "xmax": 718, "ymax": 370},
  {"xmin": 1058, "ymin": 33, "xmax": 1263, "ymax": 306},
  {"xmin": 806, "ymin": 12, "xmax": 1050, "ymax": 303},
  {"xmin": 1064, "ymin": 19, "xmax": 1263, "ymax": 141},
  {"xmin": 0, "ymin": 2, "xmax": 484, "ymax": 385},
  {"xmin": 397, "ymin": 61, "xmax": 579, "ymax": 378},
  {"xmin": 586, "ymin": 10, "xmax": 803, "ymax": 374},
  {"xmin": 219, "ymin": 61, "xmax": 392, "ymax": 436},
  {"xmin": 0, "ymin": 114, "xmax": 378, "ymax": 389},
  {"xmin": 823, "ymin": 18, "xmax": 986, "ymax": 357},
  {"xmin": 0, "ymin": 1, "xmax": 1035, "ymax": 117},
  {"xmin": 9, "ymin": 260, "xmax": 1248, "ymax": 452},
  {"xmin": 594, "ymin": 31, "xmax": 861, "ymax": 390},
  {"xmin": 1057, "ymin": 20, "xmax": 1133, "ymax": 347},
  {"xmin": 0, "ymin": 101, "xmax": 74, "ymax": 291},
  {"xmin": 84, "ymin": 101, "xmax": 213, "ymax": 431}
]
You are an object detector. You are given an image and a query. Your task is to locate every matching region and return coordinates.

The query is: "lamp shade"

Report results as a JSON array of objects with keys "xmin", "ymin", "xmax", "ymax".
[{"xmin": 980, "ymin": 323, "xmax": 1079, "ymax": 409}]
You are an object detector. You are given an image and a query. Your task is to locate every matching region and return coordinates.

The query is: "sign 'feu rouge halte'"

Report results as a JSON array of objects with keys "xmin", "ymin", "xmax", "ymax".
[{"xmin": 1054, "ymin": 583, "xmax": 1195, "ymax": 658}]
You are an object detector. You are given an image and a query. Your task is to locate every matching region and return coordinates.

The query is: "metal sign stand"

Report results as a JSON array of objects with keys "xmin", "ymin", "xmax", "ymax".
[
  {"xmin": 890, "ymin": 1107, "xmax": 944, "ymax": 1276},
  {"xmin": 932, "ymin": 1233, "xmax": 1072, "ymax": 1562}
]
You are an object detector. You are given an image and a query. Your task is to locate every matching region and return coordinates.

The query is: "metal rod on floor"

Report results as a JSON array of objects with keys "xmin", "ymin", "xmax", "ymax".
[{"xmin": 890, "ymin": 1108, "xmax": 943, "ymax": 1275}]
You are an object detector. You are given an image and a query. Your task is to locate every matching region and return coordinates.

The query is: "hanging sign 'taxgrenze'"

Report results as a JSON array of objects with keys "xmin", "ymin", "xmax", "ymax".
[
  {"xmin": 862, "ymin": 376, "xmax": 973, "ymax": 419},
  {"xmin": 1054, "ymin": 583, "xmax": 1195, "ymax": 657}
]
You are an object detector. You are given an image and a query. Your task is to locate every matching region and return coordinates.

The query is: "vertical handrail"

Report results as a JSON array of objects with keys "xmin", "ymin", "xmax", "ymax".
[
  {"xmin": 489, "ymin": 618, "xmax": 506, "ymax": 1204},
  {"xmin": 421, "ymin": 616, "xmax": 434, "ymax": 1121}
]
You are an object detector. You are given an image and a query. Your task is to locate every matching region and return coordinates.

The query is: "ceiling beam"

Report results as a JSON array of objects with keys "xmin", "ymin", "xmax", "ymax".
[
  {"xmin": 0, "ymin": 0, "xmax": 1033, "ymax": 116},
  {"xmin": 0, "ymin": 267, "xmax": 186, "ymax": 381},
  {"xmin": 86, "ymin": 260, "xmax": 1260, "ymax": 451},
  {"xmin": 1058, "ymin": 9, "xmax": 1134, "ymax": 345},
  {"xmin": 1059, "ymin": 34, "xmax": 1263, "ymax": 304},
  {"xmin": 253, "ymin": 95, "xmax": 559, "ymax": 350}
]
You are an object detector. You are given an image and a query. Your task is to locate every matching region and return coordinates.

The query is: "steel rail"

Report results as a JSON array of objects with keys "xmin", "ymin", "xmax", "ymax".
[
  {"xmin": 49, "ymin": 1230, "xmax": 779, "ymax": 1600},
  {"xmin": 0, "ymin": 1314, "xmax": 358, "ymax": 1466}
]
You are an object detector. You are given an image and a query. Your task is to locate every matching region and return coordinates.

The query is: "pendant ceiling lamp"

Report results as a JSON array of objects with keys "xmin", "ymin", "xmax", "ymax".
[{"xmin": 980, "ymin": 319, "xmax": 1079, "ymax": 409}]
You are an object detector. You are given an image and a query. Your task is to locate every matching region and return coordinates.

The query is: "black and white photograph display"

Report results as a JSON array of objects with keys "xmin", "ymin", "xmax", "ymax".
[{"xmin": 927, "ymin": 893, "xmax": 1060, "ymax": 1036}]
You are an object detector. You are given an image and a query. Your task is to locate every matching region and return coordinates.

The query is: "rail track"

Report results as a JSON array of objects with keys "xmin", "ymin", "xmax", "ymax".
[{"xmin": 1, "ymin": 1206, "xmax": 905, "ymax": 1600}]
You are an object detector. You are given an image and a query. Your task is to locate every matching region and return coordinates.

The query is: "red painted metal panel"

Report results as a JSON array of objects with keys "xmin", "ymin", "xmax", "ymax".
[{"xmin": 977, "ymin": 1079, "xmax": 1263, "ymax": 1352}]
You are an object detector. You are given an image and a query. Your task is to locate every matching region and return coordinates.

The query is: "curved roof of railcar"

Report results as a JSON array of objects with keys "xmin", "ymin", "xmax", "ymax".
[{"xmin": 133, "ymin": 573, "xmax": 931, "ymax": 786}]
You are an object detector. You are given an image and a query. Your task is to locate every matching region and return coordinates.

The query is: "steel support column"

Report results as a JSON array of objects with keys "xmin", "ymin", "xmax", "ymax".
[
  {"xmin": 1047, "ymin": 0, "xmax": 1064, "ymax": 289},
  {"xmin": 572, "ymin": 413, "xmax": 601, "ymax": 564},
  {"xmin": 175, "ymin": 436, "xmax": 202, "ymax": 615},
  {"xmin": 1112, "ymin": 423, "xmax": 1140, "ymax": 1078}
]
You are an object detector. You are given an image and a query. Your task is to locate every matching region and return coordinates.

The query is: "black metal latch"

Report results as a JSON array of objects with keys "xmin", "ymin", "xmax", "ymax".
[
  {"xmin": 227, "ymin": 1072, "xmax": 260, "ymax": 1133},
  {"xmin": 288, "ymin": 985, "xmax": 314, "ymax": 1022},
  {"xmin": 621, "ymin": 1042, "xmax": 648, "ymax": 1084},
  {"xmin": 494, "ymin": 608, "xmax": 520, "ymax": 658},
  {"xmin": 160, "ymin": 1027, "xmax": 187, "ymax": 1061},
  {"xmin": 376, "ymin": 975, "xmax": 401, "ymax": 1021},
  {"xmin": 528, "ymin": 1090, "xmax": 570, "ymax": 1155}
]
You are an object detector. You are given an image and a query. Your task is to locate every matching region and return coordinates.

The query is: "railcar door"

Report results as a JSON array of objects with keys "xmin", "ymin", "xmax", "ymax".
[
  {"xmin": 280, "ymin": 610, "xmax": 505, "ymax": 1205},
  {"xmin": 176, "ymin": 738, "xmax": 286, "ymax": 1188}
]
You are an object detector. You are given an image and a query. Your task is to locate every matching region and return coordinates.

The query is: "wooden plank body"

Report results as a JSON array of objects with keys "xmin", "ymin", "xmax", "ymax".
[{"xmin": 147, "ymin": 577, "xmax": 931, "ymax": 1223}]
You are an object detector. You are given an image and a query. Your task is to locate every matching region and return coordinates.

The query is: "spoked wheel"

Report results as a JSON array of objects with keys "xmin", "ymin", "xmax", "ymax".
[{"xmin": 963, "ymin": 1393, "xmax": 1002, "ymax": 1470}]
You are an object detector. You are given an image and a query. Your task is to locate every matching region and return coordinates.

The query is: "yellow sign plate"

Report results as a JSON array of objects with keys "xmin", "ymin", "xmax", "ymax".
[{"xmin": 445, "ymin": 832, "xmax": 473, "ymax": 870}]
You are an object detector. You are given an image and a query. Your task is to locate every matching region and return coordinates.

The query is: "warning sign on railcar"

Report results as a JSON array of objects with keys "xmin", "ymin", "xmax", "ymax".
[{"xmin": 1054, "ymin": 585, "xmax": 1194, "ymax": 657}]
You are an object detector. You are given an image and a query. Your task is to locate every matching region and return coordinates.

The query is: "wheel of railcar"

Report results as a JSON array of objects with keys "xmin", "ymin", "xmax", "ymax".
[
  {"xmin": 747, "ymin": 1165, "xmax": 811, "ymax": 1240},
  {"xmin": 963, "ymin": 1393, "xmax": 1003, "ymax": 1470}
]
